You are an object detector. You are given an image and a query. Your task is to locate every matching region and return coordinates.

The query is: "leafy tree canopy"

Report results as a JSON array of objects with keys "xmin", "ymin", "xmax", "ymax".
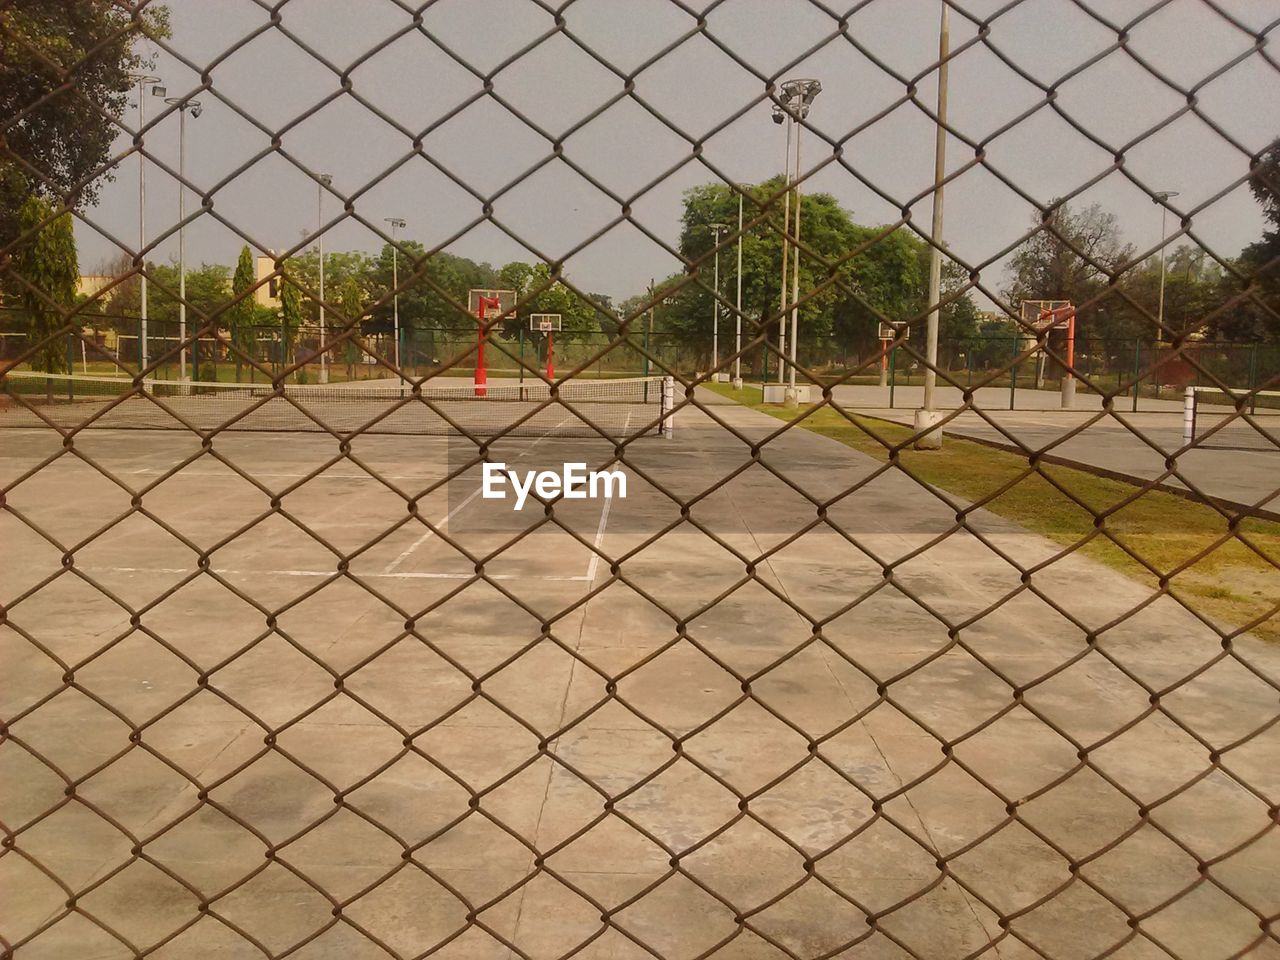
[
  {"xmin": 1, "ymin": 1, "xmax": 170, "ymax": 246},
  {"xmin": 14, "ymin": 193, "xmax": 77, "ymax": 373}
]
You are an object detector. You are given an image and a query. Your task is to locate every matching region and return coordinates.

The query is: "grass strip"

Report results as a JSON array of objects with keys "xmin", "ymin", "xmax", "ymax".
[{"xmin": 705, "ymin": 382, "xmax": 1280, "ymax": 643}]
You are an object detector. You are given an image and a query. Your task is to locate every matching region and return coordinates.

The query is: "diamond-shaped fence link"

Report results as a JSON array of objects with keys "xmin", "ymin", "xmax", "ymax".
[{"xmin": 2, "ymin": 1, "xmax": 1279, "ymax": 957}]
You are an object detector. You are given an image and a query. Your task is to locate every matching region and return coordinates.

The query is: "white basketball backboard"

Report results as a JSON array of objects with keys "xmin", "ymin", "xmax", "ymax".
[{"xmin": 468, "ymin": 288, "xmax": 517, "ymax": 322}]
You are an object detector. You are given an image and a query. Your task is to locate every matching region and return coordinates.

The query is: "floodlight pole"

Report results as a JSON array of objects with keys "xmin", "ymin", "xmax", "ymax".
[
  {"xmin": 786, "ymin": 115, "xmax": 803, "ymax": 407},
  {"xmin": 167, "ymin": 97, "xmax": 200, "ymax": 382},
  {"xmin": 132, "ymin": 75, "xmax": 162, "ymax": 373},
  {"xmin": 318, "ymin": 174, "xmax": 331, "ymax": 383},
  {"xmin": 778, "ymin": 115, "xmax": 792, "ymax": 384},
  {"xmin": 710, "ymin": 223, "xmax": 727, "ymax": 380},
  {"xmin": 384, "ymin": 217, "xmax": 407, "ymax": 392},
  {"xmin": 915, "ymin": 2, "xmax": 949, "ymax": 449},
  {"xmin": 1154, "ymin": 191, "xmax": 1180, "ymax": 341},
  {"xmin": 774, "ymin": 79, "xmax": 821, "ymax": 407},
  {"xmin": 734, "ymin": 189, "xmax": 744, "ymax": 389}
]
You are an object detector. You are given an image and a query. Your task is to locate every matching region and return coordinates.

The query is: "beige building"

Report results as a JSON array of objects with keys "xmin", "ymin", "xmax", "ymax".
[
  {"xmin": 76, "ymin": 275, "xmax": 114, "ymax": 301},
  {"xmin": 255, "ymin": 254, "xmax": 281, "ymax": 311}
]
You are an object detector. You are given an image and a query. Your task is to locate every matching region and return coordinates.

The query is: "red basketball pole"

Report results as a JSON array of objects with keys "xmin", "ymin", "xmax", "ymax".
[
  {"xmin": 1064, "ymin": 307, "xmax": 1076, "ymax": 381},
  {"xmin": 546, "ymin": 329, "xmax": 554, "ymax": 380},
  {"xmin": 475, "ymin": 295, "xmax": 499, "ymax": 398}
]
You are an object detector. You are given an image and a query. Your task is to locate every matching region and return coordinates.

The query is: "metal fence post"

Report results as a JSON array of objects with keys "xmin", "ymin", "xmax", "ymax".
[
  {"xmin": 1131, "ymin": 338, "xmax": 1141, "ymax": 412},
  {"xmin": 889, "ymin": 344, "xmax": 896, "ymax": 409},
  {"xmin": 1009, "ymin": 337, "xmax": 1018, "ymax": 410}
]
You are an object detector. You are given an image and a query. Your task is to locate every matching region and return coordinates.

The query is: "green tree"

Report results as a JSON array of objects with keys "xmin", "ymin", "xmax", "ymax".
[
  {"xmin": 279, "ymin": 270, "xmax": 303, "ymax": 377},
  {"xmin": 229, "ymin": 246, "xmax": 257, "ymax": 382},
  {"xmin": 337, "ymin": 276, "xmax": 366, "ymax": 379},
  {"xmin": 1003, "ymin": 201, "xmax": 1135, "ymax": 339},
  {"xmin": 671, "ymin": 179, "xmax": 937, "ymax": 372},
  {"xmin": 13, "ymin": 194, "xmax": 78, "ymax": 377},
  {"xmin": 1249, "ymin": 140, "xmax": 1280, "ymax": 261},
  {"xmin": 1225, "ymin": 139, "xmax": 1280, "ymax": 341},
  {"xmin": 0, "ymin": 2, "xmax": 170, "ymax": 246},
  {"xmin": 494, "ymin": 261, "xmax": 606, "ymax": 374}
]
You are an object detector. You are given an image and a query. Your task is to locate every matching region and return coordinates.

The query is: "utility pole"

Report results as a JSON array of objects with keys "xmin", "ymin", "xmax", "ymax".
[
  {"xmin": 773, "ymin": 79, "xmax": 821, "ymax": 406},
  {"xmin": 166, "ymin": 97, "xmax": 201, "ymax": 382},
  {"xmin": 131, "ymin": 75, "xmax": 164, "ymax": 374},
  {"xmin": 384, "ymin": 216, "xmax": 407, "ymax": 393},
  {"xmin": 915, "ymin": 2, "xmax": 950, "ymax": 449},
  {"xmin": 710, "ymin": 223, "xmax": 727, "ymax": 380},
  {"xmin": 1154, "ymin": 191, "xmax": 1180, "ymax": 341},
  {"xmin": 318, "ymin": 174, "xmax": 331, "ymax": 383},
  {"xmin": 734, "ymin": 189, "xmax": 744, "ymax": 389}
]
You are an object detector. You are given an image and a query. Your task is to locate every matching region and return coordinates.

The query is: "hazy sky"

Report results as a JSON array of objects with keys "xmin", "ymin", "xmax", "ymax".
[{"xmin": 76, "ymin": 0, "xmax": 1279, "ymax": 308}]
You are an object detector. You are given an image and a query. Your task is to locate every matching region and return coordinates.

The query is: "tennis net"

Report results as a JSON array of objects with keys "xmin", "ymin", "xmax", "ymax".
[
  {"xmin": 0, "ymin": 371, "xmax": 676, "ymax": 440},
  {"xmin": 1184, "ymin": 386, "xmax": 1280, "ymax": 452}
]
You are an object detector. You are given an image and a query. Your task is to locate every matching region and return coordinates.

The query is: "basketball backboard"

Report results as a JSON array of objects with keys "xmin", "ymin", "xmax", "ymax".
[
  {"xmin": 530, "ymin": 313, "xmax": 562, "ymax": 333},
  {"xmin": 878, "ymin": 321, "xmax": 909, "ymax": 340},
  {"xmin": 468, "ymin": 288, "xmax": 517, "ymax": 322},
  {"xmin": 1021, "ymin": 300, "xmax": 1073, "ymax": 333}
]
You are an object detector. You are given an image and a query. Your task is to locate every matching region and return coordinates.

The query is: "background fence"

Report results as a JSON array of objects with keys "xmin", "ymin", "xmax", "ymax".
[{"xmin": 8, "ymin": 313, "xmax": 1276, "ymax": 404}]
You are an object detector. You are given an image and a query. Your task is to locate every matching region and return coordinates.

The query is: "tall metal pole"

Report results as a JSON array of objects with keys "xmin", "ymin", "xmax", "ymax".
[
  {"xmin": 1158, "ymin": 204, "xmax": 1168, "ymax": 334},
  {"xmin": 318, "ymin": 175, "xmax": 331, "ymax": 383},
  {"xmin": 138, "ymin": 76, "xmax": 150, "ymax": 373},
  {"xmin": 385, "ymin": 217, "xmax": 406, "ymax": 391},
  {"xmin": 177, "ymin": 104, "xmax": 186, "ymax": 381},
  {"xmin": 645, "ymin": 278, "xmax": 655, "ymax": 384},
  {"xmin": 786, "ymin": 117, "xmax": 803, "ymax": 406},
  {"xmin": 711, "ymin": 223, "xmax": 726, "ymax": 379},
  {"xmin": 778, "ymin": 118, "xmax": 792, "ymax": 384},
  {"xmin": 734, "ymin": 189, "xmax": 744, "ymax": 389},
  {"xmin": 915, "ymin": 2, "xmax": 950, "ymax": 449},
  {"xmin": 167, "ymin": 98, "xmax": 200, "ymax": 382}
]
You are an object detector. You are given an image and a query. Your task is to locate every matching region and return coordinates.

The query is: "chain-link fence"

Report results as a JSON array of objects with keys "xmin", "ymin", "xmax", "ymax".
[{"xmin": 2, "ymin": 2, "xmax": 1279, "ymax": 958}]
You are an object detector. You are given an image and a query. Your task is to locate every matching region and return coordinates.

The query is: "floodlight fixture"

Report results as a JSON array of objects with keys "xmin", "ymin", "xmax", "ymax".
[
  {"xmin": 780, "ymin": 78, "xmax": 822, "ymax": 120},
  {"xmin": 384, "ymin": 217, "xmax": 407, "ymax": 230},
  {"xmin": 165, "ymin": 97, "xmax": 202, "ymax": 117},
  {"xmin": 152, "ymin": 84, "xmax": 168, "ymax": 98}
]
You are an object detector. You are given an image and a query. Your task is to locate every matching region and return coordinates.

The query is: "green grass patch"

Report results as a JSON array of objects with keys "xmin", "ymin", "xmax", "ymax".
[{"xmin": 704, "ymin": 381, "xmax": 1280, "ymax": 643}]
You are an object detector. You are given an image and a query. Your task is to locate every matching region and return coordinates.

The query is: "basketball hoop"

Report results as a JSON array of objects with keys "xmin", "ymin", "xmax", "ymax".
[
  {"xmin": 529, "ymin": 314, "xmax": 562, "ymax": 379},
  {"xmin": 469, "ymin": 289, "xmax": 517, "ymax": 397},
  {"xmin": 1020, "ymin": 300, "xmax": 1078, "ymax": 408}
]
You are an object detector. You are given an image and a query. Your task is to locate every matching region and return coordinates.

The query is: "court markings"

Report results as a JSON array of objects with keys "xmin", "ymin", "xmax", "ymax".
[{"xmin": 100, "ymin": 566, "xmax": 592, "ymax": 582}]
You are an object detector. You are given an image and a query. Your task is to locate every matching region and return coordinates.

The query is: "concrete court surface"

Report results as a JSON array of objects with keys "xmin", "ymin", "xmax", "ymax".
[
  {"xmin": 764, "ymin": 383, "xmax": 1280, "ymax": 512},
  {"xmin": 1, "ymin": 398, "xmax": 1279, "ymax": 960}
]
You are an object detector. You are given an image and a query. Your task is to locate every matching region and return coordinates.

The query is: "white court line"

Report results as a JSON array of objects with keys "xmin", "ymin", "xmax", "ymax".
[
  {"xmin": 381, "ymin": 485, "xmax": 487, "ymax": 575},
  {"xmin": 122, "ymin": 468, "xmax": 446, "ymax": 481},
  {"xmin": 381, "ymin": 415, "xmax": 571, "ymax": 575},
  {"xmin": 581, "ymin": 410, "xmax": 628, "ymax": 584},
  {"xmin": 103, "ymin": 566, "xmax": 589, "ymax": 582},
  {"xmin": 584, "ymin": 494, "xmax": 613, "ymax": 584}
]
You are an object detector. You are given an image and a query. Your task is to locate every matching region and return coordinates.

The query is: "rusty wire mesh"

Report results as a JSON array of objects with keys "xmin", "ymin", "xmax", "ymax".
[{"xmin": 2, "ymin": 1, "xmax": 1280, "ymax": 958}]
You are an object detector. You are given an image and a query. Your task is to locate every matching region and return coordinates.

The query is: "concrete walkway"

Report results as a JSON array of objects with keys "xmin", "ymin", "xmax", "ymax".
[{"xmin": 739, "ymin": 382, "xmax": 1280, "ymax": 512}]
